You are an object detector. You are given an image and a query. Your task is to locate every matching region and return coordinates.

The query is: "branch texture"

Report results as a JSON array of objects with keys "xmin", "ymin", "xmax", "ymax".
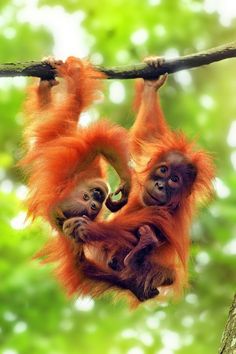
[
  {"xmin": 0, "ymin": 41, "xmax": 236, "ymax": 80},
  {"xmin": 219, "ymin": 294, "xmax": 236, "ymax": 354}
]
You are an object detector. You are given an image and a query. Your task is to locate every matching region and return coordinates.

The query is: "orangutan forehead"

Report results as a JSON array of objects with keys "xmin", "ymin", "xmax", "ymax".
[
  {"xmin": 159, "ymin": 151, "xmax": 189, "ymax": 166},
  {"xmin": 77, "ymin": 179, "xmax": 109, "ymax": 194}
]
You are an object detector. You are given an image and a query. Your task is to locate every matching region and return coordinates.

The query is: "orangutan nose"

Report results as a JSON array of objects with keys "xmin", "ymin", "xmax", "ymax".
[{"xmin": 156, "ymin": 180, "xmax": 165, "ymax": 190}]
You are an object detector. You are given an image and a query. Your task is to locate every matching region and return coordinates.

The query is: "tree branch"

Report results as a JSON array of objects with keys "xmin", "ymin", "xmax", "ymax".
[
  {"xmin": 0, "ymin": 41, "xmax": 236, "ymax": 80},
  {"xmin": 219, "ymin": 293, "xmax": 236, "ymax": 354}
]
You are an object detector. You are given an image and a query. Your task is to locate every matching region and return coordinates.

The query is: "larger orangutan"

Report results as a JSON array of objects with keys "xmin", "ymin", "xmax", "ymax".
[
  {"xmin": 60, "ymin": 58, "xmax": 215, "ymax": 304},
  {"xmin": 21, "ymin": 57, "xmax": 135, "ymax": 298}
]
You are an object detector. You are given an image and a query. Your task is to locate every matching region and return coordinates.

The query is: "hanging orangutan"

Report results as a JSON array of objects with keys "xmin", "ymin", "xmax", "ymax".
[{"xmin": 21, "ymin": 56, "xmax": 137, "ymax": 298}]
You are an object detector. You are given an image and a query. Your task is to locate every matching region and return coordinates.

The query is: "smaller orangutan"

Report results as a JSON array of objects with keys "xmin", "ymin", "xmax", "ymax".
[{"xmin": 104, "ymin": 58, "xmax": 214, "ymax": 295}]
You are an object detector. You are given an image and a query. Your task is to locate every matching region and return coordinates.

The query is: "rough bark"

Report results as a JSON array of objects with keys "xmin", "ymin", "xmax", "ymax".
[
  {"xmin": 219, "ymin": 294, "xmax": 236, "ymax": 354},
  {"xmin": 0, "ymin": 41, "xmax": 236, "ymax": 80}
]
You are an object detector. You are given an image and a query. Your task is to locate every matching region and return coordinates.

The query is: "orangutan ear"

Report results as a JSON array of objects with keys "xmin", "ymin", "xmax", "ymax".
[{"xmin": 185, "ymin": 163, "xmax": 198, "ymax": 195}]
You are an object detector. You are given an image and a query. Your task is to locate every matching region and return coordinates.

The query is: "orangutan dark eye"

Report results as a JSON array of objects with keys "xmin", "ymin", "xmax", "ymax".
[
  {"xmin": 92, "ymin": 188, "xmax": 105, "ymax": 202},
  {"xmin": 160, "ymin": 166, "xmax": 168, "ymax": 174},
  {"xmin": 83, "ymin": 193, "xmax": 90, "ymax": 201},
  {"xmin": 171, "ymin": 175, "xmax": 179, "ymax": 183}
]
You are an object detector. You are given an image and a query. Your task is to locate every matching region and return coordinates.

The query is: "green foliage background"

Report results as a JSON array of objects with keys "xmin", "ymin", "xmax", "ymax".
[{"xmin": 0, "ymin": 1, "xmax": 235, "ymax": 353}]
